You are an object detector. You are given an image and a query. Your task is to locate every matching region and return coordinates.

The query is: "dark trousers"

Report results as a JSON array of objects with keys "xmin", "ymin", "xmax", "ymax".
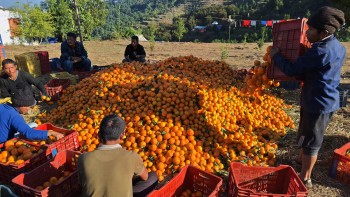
[
  {"xmin": 62, "ymin": 59, "xmax": 92, "ymax": 73},
  {"xmin": 133, "ymin": 172, "xmax": 158, "ymax": 197}
]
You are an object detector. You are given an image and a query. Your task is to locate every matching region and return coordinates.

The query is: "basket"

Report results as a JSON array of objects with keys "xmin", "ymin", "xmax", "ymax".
[
  {"xmin": 34, "ymin": 51, "xmax": 51, "ymax": 75},
  {"xmin": 148, "ymin": 165, "xmax": 223, "ymax": 197},
  {"xmin": 268, "ymin": 18, "xmax": 311, "ymax": 81},
  {"xmin": 15, "ymin": 52, "xmax": 42, "ymax": 78},
  {"xmin": 33, "ymin": 123, "xmax": 79, "ymax": 155},
  {"xmin": 228, "ymin": 162, "xmax": 308, "ymax": 197},
  {"xmin": 50, "ymin": 72, "xmax": 78, "ymax": 85},
  {"xmin": 12, "ymin": 150, "xmax": 81, "ymax": 197},
  {"xmin": 0, "ymin": 139, "xmax": 51, "ymax": 185},
  {"xmin": 329, "ymin": 142, "xmax": 350, "ymax": 185},
  {"xmin": 44, "ymin": 79, "xmax": 70, "ymax": 101},
  {"xmin": 337, "ymin": 86, "xmax": 348, "ymax": 108}
]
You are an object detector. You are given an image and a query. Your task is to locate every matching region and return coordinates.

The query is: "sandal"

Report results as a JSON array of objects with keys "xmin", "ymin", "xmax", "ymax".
[{"xmin": 303, "ymin": 179, "xmax": 312, "ymax": 189}]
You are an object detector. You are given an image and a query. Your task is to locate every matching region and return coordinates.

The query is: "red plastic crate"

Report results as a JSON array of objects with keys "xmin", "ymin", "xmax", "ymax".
[
  {"xmin": 44, "ymin": 79, "xmax": 70, "ymax": 101},
  {"xmin": 228, "ymin": 162, "xmax": 308, "ymax": 197},
  {"xmin": 267, "ymin": 18, "xmax": 311, "ymax": 81},
  {"xmin": 148, "ymin": 165, "xmax": 222, "ymax": 197},
  {"xmin": 0, "ymin": 139, "xmax": 51, "ymax": 185},
  {"xmin": 12, "ymin": 150, "xmax": 81, "ymax": 197},
  {"xmin": 33, "ymin": 123, "xmax": 79, "ymax": 155},
  {"xmin": 34, "ymin": 51, "xmax": 51, "ymax": 75},
  {"xmin": 329, "ymin": 142, "xmax": 350, "ymax": 185}
]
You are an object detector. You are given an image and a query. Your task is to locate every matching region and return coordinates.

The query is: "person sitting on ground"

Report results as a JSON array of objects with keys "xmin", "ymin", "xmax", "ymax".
[
  {"xmin": 0, "ymin": 84, "xmax": 64, "ymax": 143},
  {"xmin": 270, "ymin": 6, "xmax": 346, "ymax": 188},
  {"xmin": 123, "ymin": 35, "xmax": 146, "ymax": 63},
  {"xmin": 0, "ymin": 59, "xmax": 48, "ymax": 99},
  {"xmin": 60, "ymin": 32, "xmax": 92, "ymax": 73},
  {"xmin": 78, "ymin": 114, "xmax": 158, "ymax": 197}
]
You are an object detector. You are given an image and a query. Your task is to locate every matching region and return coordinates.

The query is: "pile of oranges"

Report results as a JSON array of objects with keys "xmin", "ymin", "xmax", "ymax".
[
  {"xmin": 0, "ymin": 139, "xmax": 44, "ymax": 165},
  {"xmin": 38, "ymin": 54, "xmax": 294, "ymax": 181},
  {"xmin": 241, "ymin": 46, "xmax": 280, "ymax": 96}
]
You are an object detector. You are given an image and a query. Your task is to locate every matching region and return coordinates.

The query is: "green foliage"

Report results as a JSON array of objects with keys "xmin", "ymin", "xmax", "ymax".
[
  {"xmin": 75, "ymin": 0, "xmax": 108, "ymax": 40},
  {"xmin": 149, "ymin": 21, "xmax": 157, "ymax": 52},
  {"xmin": 16, "ymin": 4, "xmax": 55, "ymax": 43},
  {"xmin": 173, "ymin": 18, "xmax": 187, "ymax": 42},
  {"xmin": 220, "ymin": 45, "xmax": 228, "ymax": 61},
  {"xmin": 186, "ymin": 15, "xmax": 196, "ymax": 31},
  {"xmin": 44, "ymin": 0, "xmax": 75, "ymax": 39},
  {"xmin": 43, "ymin": 0, "xmax": 107, "ymax": 40}
]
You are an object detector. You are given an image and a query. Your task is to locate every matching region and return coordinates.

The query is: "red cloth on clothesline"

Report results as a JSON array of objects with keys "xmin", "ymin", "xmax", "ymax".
[
  {"xmin": 242, "ymin": 20, "xmax": 251, "ymax": 27},
  {"xmin": 266, "ymin": 20, "xmax": 273, "ymax": 27}
]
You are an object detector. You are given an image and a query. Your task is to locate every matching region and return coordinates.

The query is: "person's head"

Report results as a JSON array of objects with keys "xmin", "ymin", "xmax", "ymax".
[
  {"xmin": 98, "ymin": 114, "xmax": 126, "ymax": 144},
  {"xmin": 306, "ymin": 6, "xmax": 345, "ymax": 43},
  {"xmin": 2, "ymin": 59, "xmax": 18, "ymax": 78},
  {"xmin": 66, "ymin": 32, "xmax": 77, "ymax": 46},
  {"xmin": 131, "ymin": 35, "xmax": 139, "ymax": 47},
  {"xmin": 11, "ymin": 83, "xmax": 36, "ymax": 114}
]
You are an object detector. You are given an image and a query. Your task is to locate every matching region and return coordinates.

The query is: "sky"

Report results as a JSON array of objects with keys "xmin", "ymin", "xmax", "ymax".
[{"xmin": 0, "ymin": 0, "xmax": 43, "ymax": 8}]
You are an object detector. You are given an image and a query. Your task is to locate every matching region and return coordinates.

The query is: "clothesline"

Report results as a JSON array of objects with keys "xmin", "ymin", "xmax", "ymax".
[{"xmin": 231, "ymin": 19, "xmax": 298, "ymax": 28}]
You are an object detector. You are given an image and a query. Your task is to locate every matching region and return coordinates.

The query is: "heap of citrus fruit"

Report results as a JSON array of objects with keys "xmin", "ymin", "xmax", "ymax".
[{"xmin": 38, "ymin": 54, "xmax": 294, "ymax": 181}]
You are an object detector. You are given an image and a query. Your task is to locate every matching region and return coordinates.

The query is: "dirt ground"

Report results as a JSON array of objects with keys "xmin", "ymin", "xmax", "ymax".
[{"xmin": 3, "ymin": 41, "xmax": 350, "ymax": 196}]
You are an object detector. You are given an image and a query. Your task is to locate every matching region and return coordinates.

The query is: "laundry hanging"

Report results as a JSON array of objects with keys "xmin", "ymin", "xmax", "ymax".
[
  {"xmin": 250, "ymin": 20, "xmax": 257, "ymax": 27},
  {"xmin": 242, "ymin": 20, "xmax": 251, "ymax": 27},
  {"xmin": 266, "ymin": 20, "xmax": 273, "ymax": 27}
]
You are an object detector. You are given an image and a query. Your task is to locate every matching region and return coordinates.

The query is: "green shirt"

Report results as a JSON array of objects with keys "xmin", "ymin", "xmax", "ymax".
[{"xmin": 78, "ymin": 144, "xmax": 145, "ymax": 197}]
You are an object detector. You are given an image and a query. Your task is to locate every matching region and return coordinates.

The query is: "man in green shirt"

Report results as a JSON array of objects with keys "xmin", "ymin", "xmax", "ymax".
[{"xmin": 78, "ymin": 114, "xmax": 157, "ymax": 197}]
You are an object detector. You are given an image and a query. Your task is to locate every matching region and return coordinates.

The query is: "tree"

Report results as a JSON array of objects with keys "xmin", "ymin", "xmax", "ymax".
[
  {"xmin": 16, "ymin": 4, "xmax": 55, "ymax": 43},
  {"xmin": 149, "ymin": 21, "xmax": 157, "ymax": 52},
  {"xmin": 44, "ymin": 0, "xmax": 107, "ymax": 40},
  {"xmin": 76, "ymin": 0, "xmax": 108, "ymax": 40},
  {"xmin": 186, "ymin": 15, "xmax": 196, "ymax": 31},
  {"xmin": 45, "ymin": 0, "xmax": 75, "ymax": 39},
  {"xmin": 173, "ymin": 18, "xmax": 187, "ymax": 42}
]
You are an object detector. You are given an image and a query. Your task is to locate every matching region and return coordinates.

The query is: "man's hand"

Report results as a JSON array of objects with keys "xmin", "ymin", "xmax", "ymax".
[
  {"xmin": 48, "ymin": 130, "xmax": 64, "ymax": 140},
  {"xmin": 270, "ymin": 47, "xmax": 280, "ymax": 58},
  {"xmin": 72, "ymin": 57, "xmax": 83, "ymax": 63}
]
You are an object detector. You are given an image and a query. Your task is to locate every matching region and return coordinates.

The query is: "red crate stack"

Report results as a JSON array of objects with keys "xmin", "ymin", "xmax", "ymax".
[
  {"xmin": 44, "ymin": 79, "xmax": 70, "ymax": 101},
  {"xmin": 34, "ymin": 123, "xmax": 79, "ymax": 155},
  {"xmin": 329, "ymin": 142, "xmax": 350, "ymax": 185},
  {"xmin": 0, "ymin": 139, "xmax": 51, "ymax": 185},
  {"xmin": 228, "ymin": 162, "xmax": 308, "ymax": 197},
  {"xmin": 12, "ymin": 150, "xmax": 81, "ymax": 197},
  {"xmin": 148, "ymin": 165, "xmax": 223, "ymax": 197},
  {"xmin": 267, "ymin": 18, "xmax": 311, "ymax": 81},
  {"xmin": 34, "ymin": 51, "xmax": 51, "ymax": 75}
]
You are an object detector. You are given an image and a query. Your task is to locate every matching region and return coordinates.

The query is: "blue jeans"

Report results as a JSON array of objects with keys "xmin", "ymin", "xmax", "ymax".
[{"xmin": 61, "ymin": 58, "xmax": 92, "ymax": 73}]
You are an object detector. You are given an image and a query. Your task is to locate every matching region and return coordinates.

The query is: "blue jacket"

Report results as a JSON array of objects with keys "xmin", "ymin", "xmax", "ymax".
[
  {"xmin": 0, "ymin": 104, "xmax": 48, "ymax": 143},
  {"xmin": 60, "ymin": 41, "xmax": 88, "ymax": 61},
  {"xmin": 273, "ymin": 35, "xmax": 346, "ymax": 113}
]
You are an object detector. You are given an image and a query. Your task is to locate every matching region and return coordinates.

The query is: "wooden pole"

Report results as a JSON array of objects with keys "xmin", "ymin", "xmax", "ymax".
[{"xmin": 74, "ymin": 0, "xmax": 83, "ymax": 44}]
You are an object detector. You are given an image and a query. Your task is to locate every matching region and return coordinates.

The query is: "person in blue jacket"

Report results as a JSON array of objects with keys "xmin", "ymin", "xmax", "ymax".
[
  {"xmin": 270, "ymin": 6, "xmax": 346, "ymax": 188},
  {"xmin": 60, "ymin": 32, "xmax": 92, "ymax": 73},
  {"xmin": 0, "ymin": 84, "xmax": 64, "ymax": 143}
]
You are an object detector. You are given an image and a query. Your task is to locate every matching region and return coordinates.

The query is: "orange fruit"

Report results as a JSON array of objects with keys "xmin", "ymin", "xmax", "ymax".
[
  {"xmin": 35, "ymin": 186, "xmax": 44, "ymax": 191},
  {"xmin": 49, "ymin": 177, "xmax": 58, "ymax": 184},
  {"xmin": 42, "ymin": 181, "xmax": 51, "ymax": 188}
]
